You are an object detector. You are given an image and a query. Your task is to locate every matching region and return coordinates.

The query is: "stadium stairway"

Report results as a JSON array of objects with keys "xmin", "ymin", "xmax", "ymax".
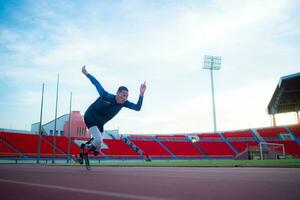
[
  {"xmin": 250, "ymin": 129, "xmax": 265, "ymax": 143},
  {"xmin": 218, "ymin": 132, "xmax": 239, "ymax": 155},
  {"xmin": 154, "ymin": 137, "xmax": 176, "ymax": 158},
  {"xmin": 97, "ymin": 150, "xmax": 109, "ymax": 159},
  {"xmin": 98, "ymin": 148, "xmax": 109, "ymax": 159},
  {"xmin": 190, "ymin": 141, "xmax": 208, "ymax": 157},
  {"xmin": 0, "ymin": 137, "xmax": 27, "ymax": 158},
  {"xmin": 41, "ymin": 136, "xmax": 68, "ymax": 157},
  {"xmin": 285, "ymin": 126, "xmax": 300, "ymax": 146},
  {"xmin": 41, "ymin": 136, "xmax": 84, "ymax": 161},
  {"xmin": 123, "ymin": 137, "xmax": 148, "ymax": 159}
]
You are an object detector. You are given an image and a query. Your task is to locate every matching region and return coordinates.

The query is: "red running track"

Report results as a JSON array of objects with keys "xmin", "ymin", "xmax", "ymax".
[{"xmin": 0, "ymin": 164, "xmax": 299, "ymax": 200}]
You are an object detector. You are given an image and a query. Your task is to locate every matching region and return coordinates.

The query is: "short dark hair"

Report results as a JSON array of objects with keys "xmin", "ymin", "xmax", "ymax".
[{"xmin": 117, "ymin": 86, "xmax": 128, "ymax": 93}]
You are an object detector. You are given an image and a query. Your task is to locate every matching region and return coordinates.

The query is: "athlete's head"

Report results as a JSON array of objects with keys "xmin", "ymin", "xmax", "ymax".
[{"xmin": 116, "ymin": 86, "xmax": 128, "ymax": 104}]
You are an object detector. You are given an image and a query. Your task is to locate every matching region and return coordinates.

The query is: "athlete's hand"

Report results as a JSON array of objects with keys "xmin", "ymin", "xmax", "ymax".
[
  {"xmin": 140, "ymin": 81, "xmax": 146, "ymax": 96},
  {"xmin": 82, "ymin": 65, "xmax": 88, "ymax": 75}
]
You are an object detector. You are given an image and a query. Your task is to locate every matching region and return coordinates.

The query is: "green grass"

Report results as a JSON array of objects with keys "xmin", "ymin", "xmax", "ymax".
[{"xmin": 85, "ymin": 159, "xmax": 300, "ymax": 168}]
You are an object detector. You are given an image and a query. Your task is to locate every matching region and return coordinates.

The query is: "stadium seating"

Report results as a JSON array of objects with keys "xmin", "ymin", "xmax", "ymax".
[
  {"xmin": 256, "ymin": 126, "xmax": 289, "ymax": 140},
  {"xmin": 1, "ymin": 125, "xmax": 300, "ymax": 159},
  {"xmin": 0, "ymin": 140, "xmax": 21, "ymax": 157},
  {"xmin": 223, "ymin": 130, "xmax": 255, "ymax": 140},
  {"xmin": 0, "ymin": 132, "xmax": 65, "ymax": 158},
  {"xmin": 127, "ymin": 135, "xmax": 153, "ymax": 139},
  {"xmin": 44, "ymin": 135, "xmax": 80, "ymax": 155},
  {"xmin": 198, "ymin": 133, "xmax": 222, "ymax": 140},
  {"xmin": 131, "ymin": 140, "xmax": 173, "ymax": 158},
  {"xmin": 268, "ymin": 141, "xmax": 300, "ymax": 157},
  {"xmin": 161, "ymin": 141, "xmax": 203, "ymax": 158},
  {"xmin": 196, "ymin": 141, "xmax": 236, "ymax": 157},
  {"xmin": 156, "ymin": 135, "xmax": 187, "ymax": 140},
  {"xmin": 101, "ymin": 139, "xmax": 141, "ymax": 158},
  {"xmin": 288, "ymin": 124, "xmax": 300, "ymax": 138},
  {"xmin": 230, "ymin": 141, "xmax": 258, "ymax": 153}
]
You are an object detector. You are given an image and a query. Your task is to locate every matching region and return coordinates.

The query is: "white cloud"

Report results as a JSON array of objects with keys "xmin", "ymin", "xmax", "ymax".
[{"xmin": 1, "ymin": 0, "xmax": 299, "ymax": 133}]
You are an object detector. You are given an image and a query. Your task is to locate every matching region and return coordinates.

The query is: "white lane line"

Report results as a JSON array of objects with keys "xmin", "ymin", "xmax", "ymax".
[{"xmin": 0, "ymin": 178, "xmax": 172, "ymax": 200}]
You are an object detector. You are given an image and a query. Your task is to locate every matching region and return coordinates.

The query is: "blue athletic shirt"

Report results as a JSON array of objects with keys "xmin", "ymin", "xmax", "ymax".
[{"xmin": 84, "ymin": 74, "xmax": 143, "ymax": 131}]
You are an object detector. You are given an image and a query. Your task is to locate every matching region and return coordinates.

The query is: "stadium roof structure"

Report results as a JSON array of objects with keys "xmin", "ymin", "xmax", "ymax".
[{"xmin": 268, "ymin": 72, "xmax": 300, "ymax": 115}]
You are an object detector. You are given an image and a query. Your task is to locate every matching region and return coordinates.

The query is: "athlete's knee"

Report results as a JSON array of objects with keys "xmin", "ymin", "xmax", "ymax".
[{"xmin": 89, "ymin": 126, "xmax": 102, "ymax": 140}]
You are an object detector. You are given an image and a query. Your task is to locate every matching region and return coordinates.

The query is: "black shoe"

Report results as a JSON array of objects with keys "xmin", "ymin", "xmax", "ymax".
[
  {"xmin": 89, "ymin": 145, "xmax": 99, "ymax": 156},
  {"xmin": 89, "ymin": 145, "xmax": 96, "ymax": 151},
  {"xmin": 79, "ymin": 143, "xmax": 85, "ymax": 164}
]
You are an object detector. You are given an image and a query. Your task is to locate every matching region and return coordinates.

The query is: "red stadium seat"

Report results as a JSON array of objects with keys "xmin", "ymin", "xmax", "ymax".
[
  {"xmin": 161, "ymin": 141, "xmax": 203, "ymax": 158},
  {"xmin": 223, "ymin": 130, "xmax": 254, "ymax": 140},
  {"xmin": 197, "ymin": 141, "xmax": 235, "ymax": 157},
  {"xmin": 131, "ymin": 140, "xmax": 173, "ymax": 158},
  {"xmin": 288, "ymin": 124, "xmax": 300, "ymax": 138},
  {"xmin": 102, "ymin": 139, "xmax": 141, "ymax": 158},
  {"xmin": 256, "ymin": 126, "xmax": 288, "ymax": 140}
]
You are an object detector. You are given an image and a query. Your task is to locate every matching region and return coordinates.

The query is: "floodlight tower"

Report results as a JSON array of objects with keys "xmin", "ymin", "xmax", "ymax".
[{"xmin": 203, "ymin": 55, "xmax": 221, "ymax": 132}]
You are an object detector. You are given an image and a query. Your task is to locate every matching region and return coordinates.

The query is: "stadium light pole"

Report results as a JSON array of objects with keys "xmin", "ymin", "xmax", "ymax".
[
  {"xmin": 67, "ymin": 92, "xmax": 72, "ymax": 163},
  {"xmin": 37, "ymin": 83, "xmax": 45, "ymax": 164},
  {"xmin": 203, "ymin": 55, "xmax": 221, "ymax": 132},
  {"xmin": 52, "ymin": 74, "xmax": 59, "ymax": 164}
]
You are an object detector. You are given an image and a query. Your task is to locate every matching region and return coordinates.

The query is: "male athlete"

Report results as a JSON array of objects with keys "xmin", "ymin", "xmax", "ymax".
[{"xmin": 82, "ymin": 66, "xmax": 146, "ymax": 156}]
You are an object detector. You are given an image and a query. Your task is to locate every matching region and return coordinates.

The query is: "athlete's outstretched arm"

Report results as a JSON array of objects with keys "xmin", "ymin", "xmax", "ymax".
[
  {"xmin": 82, "ymin": 65, "xmax": 108, "ymax": 97},
  {"xmin": 125, "ymin": 81, "xmax": 147, "ymax": 111}
]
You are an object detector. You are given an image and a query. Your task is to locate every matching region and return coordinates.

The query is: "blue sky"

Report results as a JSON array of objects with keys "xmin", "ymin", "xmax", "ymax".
[{"xmin": 0, "ymin": 0, "xmax": 299, "ymax": 134}]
